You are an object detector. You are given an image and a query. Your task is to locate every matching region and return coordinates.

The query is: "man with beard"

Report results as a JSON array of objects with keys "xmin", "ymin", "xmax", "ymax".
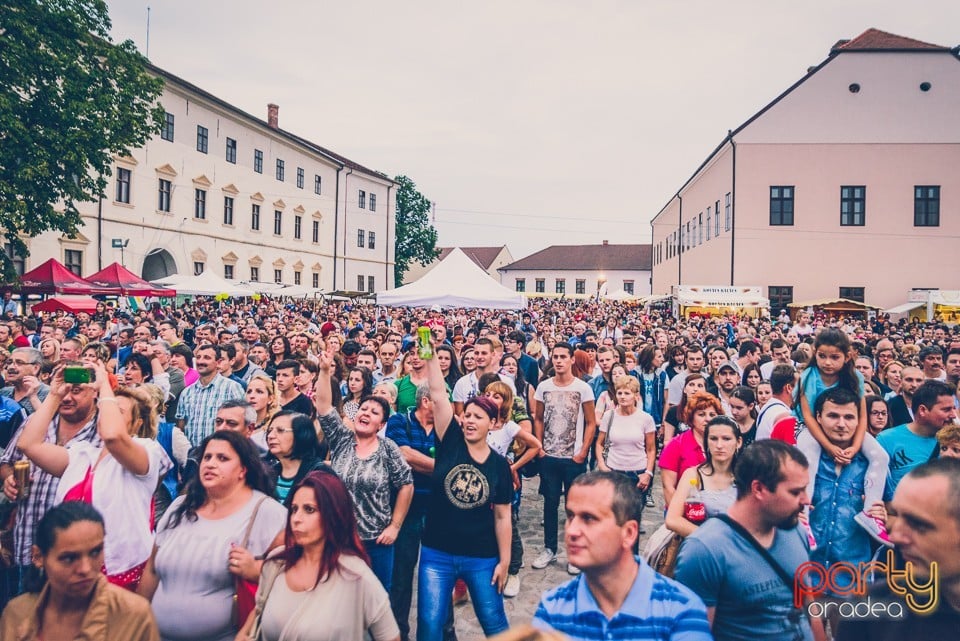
[{"xmin": 675, "ymin": 440, "xmax": 819, "ymax": 641}]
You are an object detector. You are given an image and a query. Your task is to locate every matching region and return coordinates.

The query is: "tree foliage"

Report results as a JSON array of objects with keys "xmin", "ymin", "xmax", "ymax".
[
  {"xmin": 0, "ymin": 0, "xmax": 165, "ymax": 280},
  {"xmin": 393, "ymin": 174, "xmax": 439, "ymax": 286}
]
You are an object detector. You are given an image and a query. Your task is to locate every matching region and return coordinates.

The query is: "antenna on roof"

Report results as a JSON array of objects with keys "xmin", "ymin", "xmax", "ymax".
[{"xmin": 146, "ymin": 6, "xmax": 151, "ymax": 58}]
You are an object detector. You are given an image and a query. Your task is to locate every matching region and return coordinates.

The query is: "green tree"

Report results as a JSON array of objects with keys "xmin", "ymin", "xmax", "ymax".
[
  {"xmin": 0, "ymin": 0, "xmax": 165, "ymax": 280},
  {"xmin": 393, "ymin": 174, "xmax": 439, "ymax": 286}
]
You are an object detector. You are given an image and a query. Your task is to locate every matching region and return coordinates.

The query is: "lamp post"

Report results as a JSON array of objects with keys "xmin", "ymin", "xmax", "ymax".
[{"xmin": 111, "ymin": 238, "xmax": 129, "ymax": 267}]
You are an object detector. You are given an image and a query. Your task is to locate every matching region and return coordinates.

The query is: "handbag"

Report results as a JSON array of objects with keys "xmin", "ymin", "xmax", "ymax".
[
  {"xmin": 641, "ymin": 524, "xmax": 682, "ymax": 578},
  {"xmin": 600, "ymin": 409, "xmax": 616, "ymax": 463},
  {"xmin": 234, "ymin": 495, "xmax": 269, "ymax": 630}
]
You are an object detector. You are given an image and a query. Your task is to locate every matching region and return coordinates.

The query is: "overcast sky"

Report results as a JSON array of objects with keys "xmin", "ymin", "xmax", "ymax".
[{"xmin": 107, "ymin": 1, "xmax": 959, "ymax": 259}]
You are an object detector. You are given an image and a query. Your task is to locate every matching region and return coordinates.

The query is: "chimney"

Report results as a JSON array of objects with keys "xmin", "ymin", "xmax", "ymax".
[
  {"xmin": 267, "ymin": 103, "xmax": 279, "ymax": 129},
  {"xmin": 602, "ymin": 240, "xmax": 609, "ymax": 246}
]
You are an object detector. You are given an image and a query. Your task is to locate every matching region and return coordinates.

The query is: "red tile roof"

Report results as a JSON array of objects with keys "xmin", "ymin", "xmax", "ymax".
[
  {"xmin": 437, "ymin": 247, "xmax": 506, "ymax": 270},
  {"xmin": 832, "ymin": 29, "xmax": 949, "ymax": 53},
  {"xmin": 501, "ymin": 244, "xmax": 652, "ymax": 271}
]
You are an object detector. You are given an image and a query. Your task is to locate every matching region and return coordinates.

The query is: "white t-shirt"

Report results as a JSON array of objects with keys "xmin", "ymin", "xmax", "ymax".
[
  {"xmin": 600, "ymin": 408, "xmax": 657, "ymax": 472},
  {"xmin": 452, "ymin": 371, "xmax": 516, "ymax": 403},
  {"xmin": 755, "ymin": 398, "xmax": 792, "ymax": 441},
  {"xmin": 534, "ymin": 377, "xmax": 595, "ymax": 459},
  {"xmin": 486, "ymin": 420, "xmax": 522, "ymax": 458},
  {"xmin": 56, "ymin": 438, "xmax": 172, "ymax": 574}
]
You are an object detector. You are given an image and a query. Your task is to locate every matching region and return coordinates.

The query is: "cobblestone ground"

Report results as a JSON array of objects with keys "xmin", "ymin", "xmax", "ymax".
[{"xmin": 408, "ymin": 474, "xmax": 666, "ymax": 640}]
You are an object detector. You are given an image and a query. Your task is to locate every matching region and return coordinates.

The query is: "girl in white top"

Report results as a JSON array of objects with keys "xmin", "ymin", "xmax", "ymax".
[
  {"xmin": 482, "ymin": 380, "xmax": 542, "ymax": 480},
  {"xmin": 16, "ymin": 361, "xmax": 171, "ymax": 589}
]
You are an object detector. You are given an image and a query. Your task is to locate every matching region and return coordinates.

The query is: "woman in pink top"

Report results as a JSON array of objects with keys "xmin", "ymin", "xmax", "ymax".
[{"xmin": 657, "ymin": 391, "xmax": 722, "ymax": 507}]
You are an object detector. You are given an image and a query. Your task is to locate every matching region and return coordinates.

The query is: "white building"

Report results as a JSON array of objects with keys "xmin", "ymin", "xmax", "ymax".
[
  {"xmin": 402, "ymin": 246, "xmax": 514, "ymax": 284},
  {"xmin": 12, "ymin": 64, "xmax": 396, "ymax": 293},
  {"xmin": 499, "ymin": 242, "xmax": 652, "ymax": 297}
]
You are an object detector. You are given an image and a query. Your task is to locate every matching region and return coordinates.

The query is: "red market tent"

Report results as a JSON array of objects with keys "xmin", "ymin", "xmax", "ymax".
[
  {"xmin": 86, "ymin": 262, "xmax": 176, "ymax": 297},
  {"xmin": 31, "ymin": 296, "xmax": 101, "ymax": 315},
  {"xmin": 12, "ymin": 259, "xmax": 112, "ymax": 296}
]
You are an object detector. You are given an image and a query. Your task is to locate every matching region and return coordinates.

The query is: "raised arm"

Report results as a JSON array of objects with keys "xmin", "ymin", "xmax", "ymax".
[
  {"xmin": 425, "ymin": 345, "xmax": 453, "ymax": 440},
  {"xmin": 16, "ymin": 366, "xmax": 71, "ymax": 477},
  {"xmin": 313, "ymin": 351, "xmax": 336, "ymax": 416},
  {"xmin": 92, "ymin": 361, "xmax": 150, "ymax": 476}
]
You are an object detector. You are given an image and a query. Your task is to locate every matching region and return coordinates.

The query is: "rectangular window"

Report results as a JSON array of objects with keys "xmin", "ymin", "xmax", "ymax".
[
  {"xmin": 64, "ymin": 250, "xmax": 82, "ymax": 275},
  {"xmin": 296, "ymin": 167, "xmax": 304, "ymax": 189},
  {"xmin": 225, "ymin": 138, "xmax": 237, "ymax": 163},
  {"xmin": 515, "ymin": 279, "xmax": 526, "ymax": 292},
  {"xmin": 276, "ymin": 159, "xmax": 284, "ymax": 181},
  {"xmin": 535, "ymin": 279, "xmax": 545, "ymax": 293},
  {"xmin": 224, "ymin": 265, "xmax": 234, "ymax": 280},
  {"xmin": 196, "ymin": 125, "xmax": 208, "ymax": 153},
  {"xmin": 251, "ymin": 204, "xmax": 261, "ymax": 230},
  {"xmin": 223, "ymin": 196, "xmax": 234, "ymax": 225},
  {"xmin": 358, "ymin": 275, "xmax": 365, "ymax": 291},
  {"xmin": 839, "ymin": 287, "xmax": 865, "ymax": 303},
  {"xmin": 368, "ymin": 231, "xmax": 376, "ymax": 249},
  {"xmin": 312, "ymin": 272, "xmax": 319, "ymax": 288},
  {"xmin": 294, "ymin": 271, "xmax": 301, "ymax": 286},
  {"xmin": 706, "ymin": 207, "xmax": 712, "ymax": 241},
  {"xmin": 698, "ymin": 213, "xmax": 703, "ymax": 245},
  {"xmin": 357, "ymin": 229, "xmax": 365, "ymax": 247},
  {"xmin": 115, "ymin": 167, "xmax": 131, "ymax": 203},
  {"xmin": 623, "ymin": 281, "xmax": 634, "ymax": 295},
  {"xmin": 369, "ymin": 194, "xmax": 377, "ymax": 211},
  {"xmin": 914, "ymin": 185, "xmax": 940, "ymax": 227},
  {"xmin": 368, "ymin": 276, "xmax": 375, "ymax": 292},
  {"xmin": 193, "ymin": 262, "xmax": 204, "ymax": 276},
  {"xmin": 273, "ymin": 210, "xmax": 282, "ymax": 235},
  {"xmin": 250, "ymin": 266, "xmax": 259, "ymax": 282},
  {"xmin": 294, "ymin": 215, "xmax": 302, "ymax": 239},
  {"xmin": 555, "ymin": 279, "xmax": 566, "ymax": 294},
  {"xmin": 312, "ymin": 220, "xmax": 319, "ymax": 243},
  {"xmin": 840, "ymin": 186, "xmax": 865, "ymax": 226},
  {"xmin": 194, "ymin": 189, "xmax": 206, "ymax": 219},
  {"xmin": 769, "ymin": 186, "xmax": 795, "ymax": 226},
  {"xmin": 161, "ymin": 112, "xmax": 175, "ymax": 141},
  {"xmin": 158, "ymin": 179, "xmax": 171, "ymax": 212},
  {"xmin": 768, "ymin": 285, "xmax": 793, "ymax": 310},
  {"xmin": 358, "ymin": 190, "xmax": 366, "ymax": 209},
  {"xmin": 715, "ymin": 200, "xmax": 721, "ymax": 236},
  {"xmin": 4, "ymin": 243, "xmax": 25, "ymax": 276},
  {"xmin": 576, "ymin": 279, "xmax": 586, "ymax": 295},
  {"xmin": 724, "ymin": 194, "xmax": 731, "ymax": 231},
  {"xmin": 254, "ymin": 149, "xmax": 263, "ymax": 173},
  {"xmin": 314, "ymin": 174, "xmax": 322, "ymax": 195},
  {"xmin": 274, "ymin": 269, "xmax": 282, "ymax": 284}
]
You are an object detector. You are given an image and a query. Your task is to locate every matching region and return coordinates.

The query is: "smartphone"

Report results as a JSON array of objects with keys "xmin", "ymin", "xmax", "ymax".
[{"xmin": 63, "ymin": 366, "xmax": 92, "ymax": 385}]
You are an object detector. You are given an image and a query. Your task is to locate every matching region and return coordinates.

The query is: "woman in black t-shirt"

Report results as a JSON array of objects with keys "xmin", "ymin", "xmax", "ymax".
[{"xmin": 416, "ymin": 341, "xmax": 512, "ymax": 641}]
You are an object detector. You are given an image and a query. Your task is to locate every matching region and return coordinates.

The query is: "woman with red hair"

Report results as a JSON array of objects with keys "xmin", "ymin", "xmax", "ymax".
[
  {"xmin": 657, "ymin": 391, "xmax": 723, "ymax": 507},
  {"xmin": 238, "ymin": 471, "xmax": 400, "ymax": 641}
]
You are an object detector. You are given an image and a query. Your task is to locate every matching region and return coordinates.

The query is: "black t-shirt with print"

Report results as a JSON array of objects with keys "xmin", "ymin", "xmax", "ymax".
[{"xmin": 422, "ymin": 418, "xmax": 512, "ymax": 558}]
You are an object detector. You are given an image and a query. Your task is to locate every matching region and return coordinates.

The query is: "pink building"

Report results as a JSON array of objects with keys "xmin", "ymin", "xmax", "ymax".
[{"xmin": 650, "ymin": 29, "xmax": 960, "ymax": 312}]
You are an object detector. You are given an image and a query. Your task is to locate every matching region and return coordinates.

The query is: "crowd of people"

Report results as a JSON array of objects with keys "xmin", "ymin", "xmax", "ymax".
[{"xmin": 0, "ymin": 295, "xmax": 958, "ymax": 640}]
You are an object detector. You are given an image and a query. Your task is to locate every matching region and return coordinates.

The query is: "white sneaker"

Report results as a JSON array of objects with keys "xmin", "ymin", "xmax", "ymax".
[
  {"xmin": 503, "ymin": 574, "xmax": 520, "ymax": 598},
  {"xmin": 532, "ymin": 549, "xmax": 556, "ymax": 569},
  {"xmin": 566, "ymin": 563, "xmax": 581, "ymax": 575}
]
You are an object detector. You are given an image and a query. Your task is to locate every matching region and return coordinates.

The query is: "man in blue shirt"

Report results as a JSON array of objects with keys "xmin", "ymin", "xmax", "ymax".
[
  {"xmin": 878, "ymin": 379, "xmax": 957, "ymax": 496},
  {"xmin": 534, "ymin": 471, "xmax": 711, "ymax": 641}
]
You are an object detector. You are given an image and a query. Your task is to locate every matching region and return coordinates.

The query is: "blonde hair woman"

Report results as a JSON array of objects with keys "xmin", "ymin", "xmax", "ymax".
[
  {"xmin": 246, "ymin": 372, "xmax": 280, "ymax": 451},
  {"xmin": 39, "ymin": 338, "xmax": 60, "ymax": 362}
]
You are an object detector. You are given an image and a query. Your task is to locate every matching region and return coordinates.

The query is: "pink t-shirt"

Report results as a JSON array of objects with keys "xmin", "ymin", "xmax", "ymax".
[
  {"xmin": 183, "ymin": 367, "xmax": 199, "ymax": 387},
  {"xmin": 657, "ymin": 429, "xmax": 705, "ymax": 477}
]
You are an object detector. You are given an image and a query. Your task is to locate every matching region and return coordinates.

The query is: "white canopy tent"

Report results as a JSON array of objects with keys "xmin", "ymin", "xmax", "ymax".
[
  {"xmin": 603, "ymin": 288, "xmax": 637, "ymax": 302},
  {"xmin": 151, "ymin": 272, "xmax": 257, "ymax": 297},
  {"xmin": 377, "ymin": 248, "xmax": 526, "ymax": 309}
]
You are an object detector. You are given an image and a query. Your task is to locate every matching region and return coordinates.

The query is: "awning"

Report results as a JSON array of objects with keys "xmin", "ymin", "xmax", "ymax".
[
  {"xmin": 31, "ymin": 296, "xmax": 101, "ymax": 314},
  {"xmin": 884, "ymin": 302, "xmax": 924, "ymax": 315},
  {"xmin": 788, "ymin": 298, "xmax": 883, "ymax": 311},
  {"xmin": 674, "ymin": 286, "xmax": 769, "ymax": 308}
]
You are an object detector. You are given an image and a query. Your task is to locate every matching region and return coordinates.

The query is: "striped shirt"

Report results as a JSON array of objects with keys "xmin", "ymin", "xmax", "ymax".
[
  {"xmin": 175, "ymin": 374, "xmax": 245, "ymax": 446},
  {"xmin": 533, "ymin": 559, "xmax": 713, "ymax": 641},
  {"xmin": 1, "ymin": 413, "xmax": 101, "ymax": 565}
]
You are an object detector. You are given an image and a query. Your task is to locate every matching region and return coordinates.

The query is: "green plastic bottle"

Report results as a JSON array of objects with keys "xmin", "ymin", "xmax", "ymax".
[{"xmin": 418, "ymin": 326, "xmax": 434, "ymax": 360}]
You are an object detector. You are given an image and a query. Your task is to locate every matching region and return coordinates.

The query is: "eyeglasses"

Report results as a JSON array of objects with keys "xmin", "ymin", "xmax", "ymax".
[
  {"xmin": 870, "ymin": 410, "xmax": 888, "ymax": 417},
  {"xmin": 265, "ymin": 426, "xmax": 292, "ymax": 435}
]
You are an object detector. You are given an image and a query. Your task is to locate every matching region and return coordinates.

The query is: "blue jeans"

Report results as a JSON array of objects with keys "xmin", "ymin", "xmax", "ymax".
[
  {"xmin": 417, "ymin": 546, "xmax": 508, "ymax": 641},
  {"xmin": 363, "ymin": 540, "xmax": 394, "ymax": 594}
]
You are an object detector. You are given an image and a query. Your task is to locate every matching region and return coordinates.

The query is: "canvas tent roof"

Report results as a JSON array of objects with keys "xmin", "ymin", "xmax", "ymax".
[
  {"xmin": 377, "ymin": 248, "xmax": 526, "ymax": 309},
  {"xmin": 151, "ymin": 272, "xmax": 256, "ymax": 297},
  {"xmin": 12, "ymin": 259, "xmax": 112, "ymax": 296},
  {"xmin": 31, "ymin": 296, "xmax": 101, "ymax": 314},
  {"xmin": 86, "ymin": 262, "xmax": 176, "ymax": 297}
]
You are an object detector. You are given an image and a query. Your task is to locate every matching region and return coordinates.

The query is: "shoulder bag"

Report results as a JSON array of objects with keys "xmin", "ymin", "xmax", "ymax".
[
  {"xmin": 600, "ymin": 409, "xmax": 616, "ymax": 463},
  {"xmin": 234, "ymin": 495, "xmax": 269, "ymax": 631}
]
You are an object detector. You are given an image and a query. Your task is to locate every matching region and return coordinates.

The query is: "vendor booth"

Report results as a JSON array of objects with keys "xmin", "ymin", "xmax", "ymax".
[
  {"xmin": 886, "ymin": 290, "xmax": 960, "ymax": 323},
  {"xmin": 787, "ymin": 298, "xmax": 882, "ymax": 320},
  {"xmin": 31, "ymin": 296, "xmax": 101, "ymax": 315},
  {"xmin": 672, "ymin": 286, "xmax": 769, "ymax": 318}
]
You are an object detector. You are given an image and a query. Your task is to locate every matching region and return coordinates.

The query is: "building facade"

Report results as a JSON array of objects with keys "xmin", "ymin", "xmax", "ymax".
[
  {"xmin": 499, "ymin": 242, "xmax": 652, "ymax": 297},
  {"xmin": 650, "ymin": 29, "xmax": 960, "ymax": 310},
  {"xmin": 9, "ymin": 65, "xmax": 395, "ymax": 293}
]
